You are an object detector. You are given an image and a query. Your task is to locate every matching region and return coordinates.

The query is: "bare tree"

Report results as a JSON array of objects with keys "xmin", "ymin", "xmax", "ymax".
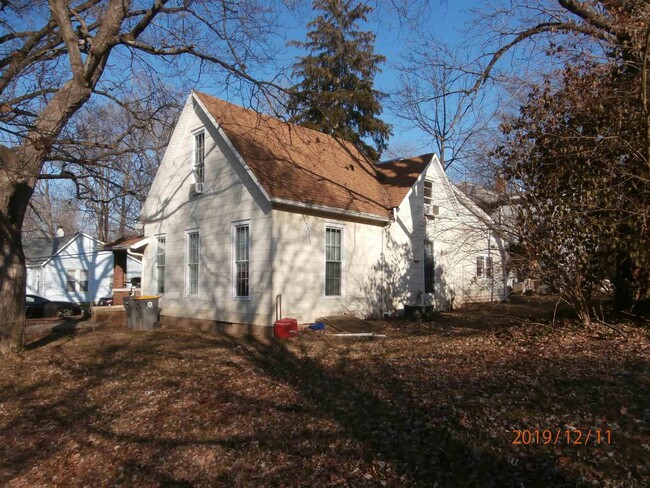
[
  {"xmin": 392, "ymin": 42, "xmax": 492, "ymax": 174},
  {"xmin": 22, "ymin": 178, "xmax": 81, "ymax": 238},
  {"xmin": 50, "ymin": 83, "xmax": 182, "ymax": 241},
  {"xmin": 0, "ymin": 0, "xmax": 291, "ymax": 353}
]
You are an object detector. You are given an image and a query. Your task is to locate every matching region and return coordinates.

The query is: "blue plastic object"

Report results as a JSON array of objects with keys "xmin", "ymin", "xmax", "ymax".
[{"xmin": 308, "ymin": 322, "xmax": 325, "ymax": 331}]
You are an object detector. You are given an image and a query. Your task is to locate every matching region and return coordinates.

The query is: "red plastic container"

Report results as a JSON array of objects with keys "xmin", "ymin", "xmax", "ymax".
[{"xmin": 274, "ymin": 318, "xmax": 298, "ymax": 339}]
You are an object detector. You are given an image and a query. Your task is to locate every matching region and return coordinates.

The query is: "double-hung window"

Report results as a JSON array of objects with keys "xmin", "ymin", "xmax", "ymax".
[
  {"xmin": 477, "ymin": 255, "xmax": 494, "ymax": 279},
  {"xmin": 79, "ymin": 270, "xmax": 89, "ymax": 292},
  {"xmin": 325, "ymin": 226, "xmax": 342, "ymax": 296},
  {"xmin": 486, "ymin": 256, "xmax": 494, "ymax": 278},
  {"xmin": 424, "ymin": 240, "xmax": 434, "ymax": 293},
  {"xmin": 424, "ymin": 180, "xmax": 433, "ymax": 206},
  {"xmin": 66, "ymin": 269, "xmax": 88, "ymax": 292},
  {"xmin": 66, "ymin": 270, "xmax": 77, "ymax": 292},
  {"xmin": 186, "ymin": 231, "xmax": 200, "ymax": 295},
  {"xmin": 194, "ymin": 131, "xmax": 205, "ymax": 184},
  {"xmin": 233, "ymin": 223, "xmax": 250, "ymax": 298},
  {"xmin": 156, "ymin": 235, "xmax": 166, "ymax": 294},
  {"xmin": 477, "ymin": 256, "xmax": 485, "ymax": 278}
]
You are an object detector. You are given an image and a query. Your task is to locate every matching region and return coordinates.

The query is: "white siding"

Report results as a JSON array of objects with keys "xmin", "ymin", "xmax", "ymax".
[
  {"xmin": 386, "ymin": 155, "xmax": 506, "ymax": 310},
  {"xmin": 25, "ymin": 234, "xmax": 142, "ymax": 304},
  {"xmin": 37, "ymin": 234, "xmax": 113, "ymax": 303},
  {"xmin": 271, "ymin": 210, "xmax": 385, "ymax": 324},
  {"xmin": 140, "ymin": 97, "xmax": 505, "ymax": 328},
  {"xmin": 141, "ymin": 96, "xmax": 274, "ymax": 326},
  {"xmin": 26, "ymin": 267, "xmax": 42, "ymax": 295}
]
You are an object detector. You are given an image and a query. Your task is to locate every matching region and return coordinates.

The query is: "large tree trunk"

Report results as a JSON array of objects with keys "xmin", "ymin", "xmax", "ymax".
[
  {"xmin": 0, "ymin": 81, "xmax": 93, "ymax": 354},
  {"xmin": 0, "ymin": 152, "xmax": 33, "ymax": 353}
]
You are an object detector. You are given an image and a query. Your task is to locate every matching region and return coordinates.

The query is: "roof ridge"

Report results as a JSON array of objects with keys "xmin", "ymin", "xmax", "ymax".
[
  {"xmin": 194, "ymin": 91, "xmax": 372, "ymax": 161},
  {"xmin": 193, "ymin": 91, "xmax": 431, "ymax": 219}
]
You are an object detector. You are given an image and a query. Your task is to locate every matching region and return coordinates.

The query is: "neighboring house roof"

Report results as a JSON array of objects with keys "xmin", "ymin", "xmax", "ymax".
[
  {"xmin": 452, "ymin": 185, "xmax": 518, "ymax": 244},
  {"xmin": 104, "ymin": 235, "xmax": 148, "ymax": 251},
  {"xmin": 375, "ymin": 154, "xmax": 433, "ymax": 208},
  {"xmin": 195, "ymin": 91, "xmax": 397, "ymax": 220},
  {"xmin": 455, "ymin": 181, "xmax": 513, "ymax": 212},
  {"xmin": 23, "ymin": 234, "xmax": 76, "ymax": 266}
]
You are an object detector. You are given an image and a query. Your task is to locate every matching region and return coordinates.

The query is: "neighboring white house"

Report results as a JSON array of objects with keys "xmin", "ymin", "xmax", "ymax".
[
  {"xmin": 24, "ymin": 231, "xmax": 142, "ymax": 304},
  {"xmin": 139, "ymin": 91, "xmax": 506, "ymax": 327}
]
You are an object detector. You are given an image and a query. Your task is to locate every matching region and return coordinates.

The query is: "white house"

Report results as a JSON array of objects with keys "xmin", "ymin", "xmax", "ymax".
[
  {"xmin": 139, "ymin": 91, "xmax": 506, "ymax": 327},
  {"xmin": 24, "ymin": 231, "xmax": 142, "ymax": 304}
]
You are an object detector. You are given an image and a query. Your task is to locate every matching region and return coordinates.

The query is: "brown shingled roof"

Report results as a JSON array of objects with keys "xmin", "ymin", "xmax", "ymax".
[
  {"xmin": 375, "ymin": 154, "xmax": 433, "ymax": 207},
  {"xmin": 195, "ymin": 92, "xmax": 394, "ymax": 219}
]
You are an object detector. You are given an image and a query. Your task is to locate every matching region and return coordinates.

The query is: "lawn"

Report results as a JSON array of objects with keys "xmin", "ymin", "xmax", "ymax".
[{"xmin": 0, "ymin": 297, "xmax": 648, "ymax": 487}]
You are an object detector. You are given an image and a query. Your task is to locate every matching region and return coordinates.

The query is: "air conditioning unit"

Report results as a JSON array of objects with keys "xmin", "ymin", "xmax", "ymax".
[
  {"xmin": 424, "ymin": 204, "xmax": 439, "ymax": 217},
  {"xmin": 193, "ymin": 182, "xmax": 204, "ymax": 194}
]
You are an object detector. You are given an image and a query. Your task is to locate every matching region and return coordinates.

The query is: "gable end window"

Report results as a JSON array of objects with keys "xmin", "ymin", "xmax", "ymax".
[
  {"xmin": 325, "ymin": 226, "xmax": 342, "ymax": 296},
  {"xmin": 424, "ymin": 180, "xmax": 433, "ymax": 206},
  {"xmin": 233, "ymin": 223, "xmax": 250, "ymax": 298},
  {"xmin": 186, "ymin": 231, "xmax": 200, "ymax": 295},
  {"xmin": 66, "ymin": 269, "xmax": 88, "ymax": 292},
  {"xmin": 194, "ymin": 131, "xmax": 205, "ymax": 183}
]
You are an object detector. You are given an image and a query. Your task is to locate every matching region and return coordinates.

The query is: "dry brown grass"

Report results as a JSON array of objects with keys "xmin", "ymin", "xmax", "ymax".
[{"xmin": 1, "ymin": 296, "xmax": 648, "ymax": 487}]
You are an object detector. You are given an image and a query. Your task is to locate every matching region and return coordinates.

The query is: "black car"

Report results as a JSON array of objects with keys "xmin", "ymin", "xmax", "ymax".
[
  {"xmin": 97, "ymin": 296, "xmax": 114, "ymax": 306},
  {"xmin": 25, "ymin": 294, "xmax": 82, "ymax": 318}
]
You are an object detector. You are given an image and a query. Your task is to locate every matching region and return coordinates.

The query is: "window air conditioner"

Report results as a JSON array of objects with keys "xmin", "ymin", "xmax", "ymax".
[{"xmin": 424, "ymin": 204, "xmax": 439, "ymax": 217}]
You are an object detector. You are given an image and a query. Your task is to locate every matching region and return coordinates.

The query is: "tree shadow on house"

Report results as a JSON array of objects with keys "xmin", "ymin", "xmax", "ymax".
[{"xmin": 360, "ymin": 230, "xmax": 460, "ymax": 319}]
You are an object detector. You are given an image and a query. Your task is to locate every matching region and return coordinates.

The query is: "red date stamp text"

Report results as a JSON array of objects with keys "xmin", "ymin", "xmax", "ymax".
[{"xmin": 512, "ymin": 429, "xmax": 612, "ymax": 446}]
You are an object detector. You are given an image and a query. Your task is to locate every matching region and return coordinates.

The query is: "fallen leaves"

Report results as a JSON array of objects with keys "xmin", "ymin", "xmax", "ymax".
[{"xmin": 0, "ymin": 296, "xmax": 648, "ymax": 486}]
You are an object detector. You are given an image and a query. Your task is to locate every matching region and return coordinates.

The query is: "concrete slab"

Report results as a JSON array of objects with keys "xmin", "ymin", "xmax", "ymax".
[{"xmin": 316, "ymin": 316, "xmax": 381, "ymax": 334}]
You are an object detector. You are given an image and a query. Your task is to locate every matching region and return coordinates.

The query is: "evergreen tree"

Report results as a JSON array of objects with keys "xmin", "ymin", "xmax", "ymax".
[{"xmin": 288, "ymin": 0, "xmax": 391, "ymax": 160}]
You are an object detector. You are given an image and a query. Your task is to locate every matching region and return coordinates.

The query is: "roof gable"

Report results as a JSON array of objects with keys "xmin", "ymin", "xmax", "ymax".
[
  {"xmin": 23, "ymin": 232, "xmax": 104, "ymax": 266},
  {"xmin": 194, "ymin": 91, "xmax": 391, "ymax": 219},
  {"xmin": 23, "ymin": 234, "xmax": 76, "ymax": 266},
  {"xmin": 375, "ymin": 154, "xmax": 433, "ymax": 208}
]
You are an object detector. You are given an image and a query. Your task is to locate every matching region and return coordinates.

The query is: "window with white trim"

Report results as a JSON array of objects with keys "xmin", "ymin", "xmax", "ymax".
[
  {"xmin": 66, "ymin": 269, "xmax": 88, "ymax": 292},
  {"xmin": 79, "ymin": 270, "xmax": 89, "ymax": 292},
  {"xmin": 486, "ymin": 256, "xmax": 494, "ymax": 278},
  {"xmin": 325, "ymin": 227, "xmax": 342, "ymax": 296},
  {"xmin": 186, "ymin": 231, "xmax": 200, "ymax": 295},
  {"xmin": 156, "ymin": 235, "xmax": 166, "ymax": 294},
  {"xmin": 477, "ymin": 256, "xmax": 494, "ymax": 278},
  {"xmin": 66, "ymin": 269, "xmax": 77, "ymax": 292},
  {"xmin": 194, "ymin": 131, "xmax": 205, "ymax": 183},
  {"xmin": 233, "ymin": 223, "xmax": 250, "ymax": 298},
  {"xmin": 424, "ymin": 180, "xmax": 433, "ymax": 205},
  {"xmin": 424, "ymin": 240, "xmax": 434, "ymax": 293}
]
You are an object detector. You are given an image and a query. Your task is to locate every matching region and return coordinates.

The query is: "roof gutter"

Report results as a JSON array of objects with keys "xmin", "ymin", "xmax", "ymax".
[{"xmin": 270, "ymin": 198, "xmax": 390, "ymax": 224}]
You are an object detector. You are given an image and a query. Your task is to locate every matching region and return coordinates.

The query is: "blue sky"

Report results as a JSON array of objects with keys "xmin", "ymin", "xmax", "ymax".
[{"xmin": 192, "ymin": 0, "xmax": 480, "ymax": 161}]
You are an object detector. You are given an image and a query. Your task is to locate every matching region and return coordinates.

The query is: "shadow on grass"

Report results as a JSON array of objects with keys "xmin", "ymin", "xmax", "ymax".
[
  {"xmin": 24, "ymin": 317, "xmax": 97, "ymax": 351},
  {"xmin": 226, "ymin": 338, "xmax": 575, "ymax": 487},
  {"xmin": 1, "ymin": 327, "xmax": 645, "ymax": 486}
]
